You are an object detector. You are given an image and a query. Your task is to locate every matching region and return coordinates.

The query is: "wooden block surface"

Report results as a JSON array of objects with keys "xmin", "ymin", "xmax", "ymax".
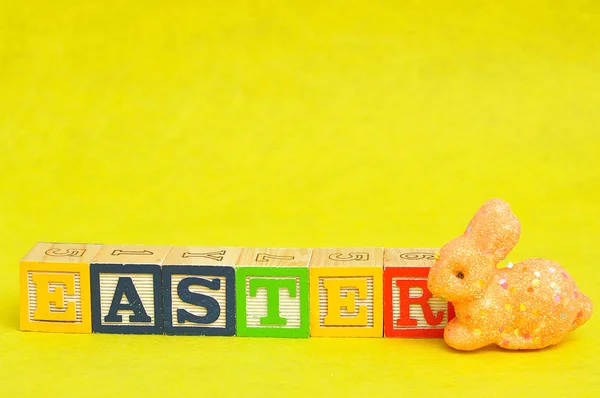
[
  {"xmin": 236, "ymin": 247, "xmax": 312, "ymax": 267},
  {"xmin": 236, "ymin": 248, "xmax": 311, "ymax": 337},
  {"xmin": 163, "ymin": 246, "xmax": 242, "ymax": 266},
  {"xmin": 21, "ymin": 242, "xmax": 102, "ymax": 264},
  {"xmin": 309, "ymin": 247, "xmax": 383, "ymax": 267},
  {"xmin": 309, "ymin": 248, "xmax": 383, "ymax": 337},
  {"xmin": 92, "ymin": 244, "xmax": 171, "ymax": 265},
  {"xmin": 383, "ymin": 247, "xmax": 437, "ymax": 267},
  {"xmin": 383, "ymin": 248, "xmax": 454, "ymax": 338},
  {"xmin": 20, "ymin": 242, "xmax": 102, "ymax": 333},
  {"xmin": 163, "ymin": 246, "xmax": 239, "ymax": 335}
]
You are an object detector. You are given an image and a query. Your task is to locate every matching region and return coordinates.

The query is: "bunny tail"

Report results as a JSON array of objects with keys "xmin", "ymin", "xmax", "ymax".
[{"xmin": 573, "ymin": 294, "xmax": 593, "ymax": 329}]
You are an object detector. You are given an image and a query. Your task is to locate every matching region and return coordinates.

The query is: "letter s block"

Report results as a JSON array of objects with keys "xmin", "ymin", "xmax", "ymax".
[
  {"xmin": 236, "ymin": 248, "xmax": 311, "ymax": 338},
  {"xmin": 162, "ymin": 246, "xmax": 240, "ymax": 336},
  {"xmin": 309, "ymin": 248, "xmax": 384, "ymax": 337},
  {"xmin": 90, "ymin": 245, "xmax": 171, "ymax": 334},
  {"xmin": 383, "ymin": 248, "xmax": 455, "ymax": 338},
  {"xmin": 20, "ymin": 242, "xmax": 102, "ymax": 333}
]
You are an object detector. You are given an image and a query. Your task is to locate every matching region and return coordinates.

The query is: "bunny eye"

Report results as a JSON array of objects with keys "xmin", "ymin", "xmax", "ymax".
[{"xmin": 456, "ymin": 271, "xmax": 465, "ymax": 279}]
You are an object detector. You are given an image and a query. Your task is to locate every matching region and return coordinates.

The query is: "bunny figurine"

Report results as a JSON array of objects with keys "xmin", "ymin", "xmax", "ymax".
[{"xmin": 428, "ymin": 199, "xmax": 592, "ymax": 351}]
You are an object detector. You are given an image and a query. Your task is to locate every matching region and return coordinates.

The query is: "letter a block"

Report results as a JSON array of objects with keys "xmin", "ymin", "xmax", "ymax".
[
  {"xmin": 383, "ymin": 248, "xmax": 455, "ymax": 337},
  {"xmin": 90, "ymin": 245, "xmax": 171, "ymax": 334},
  {"xmin": 162, "ymin": 246, "xmax": 241, "ymax": 336},
  {"xmin": 310, "ymin": 248, "xmax": 383, "ymax": 337},
  {"xmin": 236, "ymin": 248, "xmax": 311, "ymax": 338},
  {"xmin": 20, "ymin": 242, "xmax": 102, "ymax": 333}
]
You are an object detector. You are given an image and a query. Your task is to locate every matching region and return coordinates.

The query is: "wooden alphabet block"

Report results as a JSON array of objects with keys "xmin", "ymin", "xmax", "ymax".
[
  {"xmin": 236, "ymin": 248, "xmax": 311, "ymax": 338},
  {"xmin": 162, "ymin": 246, "xmax": 241, "ymax": 336},
  {"xmin": 309, "ymin": 248, "xmax": 383, "ymax": 337},
  {"xmin": 90, "ymin": 245, "xmax": 170, "ymax": 334},
  {"xmin": 20, "ymin": 242, "xmax": 102, "ymax": 333},
  {"xmin": 383, "ymin": 248, "xmax": 455, "ymax": 338}
]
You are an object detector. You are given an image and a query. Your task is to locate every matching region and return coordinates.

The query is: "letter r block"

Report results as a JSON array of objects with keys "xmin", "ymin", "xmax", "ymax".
[
  {"xmin": 162, "ymin": 246, "xmax": 240, "ymax": 336},
  {"xmin": 309, "ymin": 248, "xmax": 384, "ymax": 337},
  {"xmin": 20, "ymin": 242, "xmax": 102, "ymax": 333},
  {"xmin": 383, "ymin": 248, "xmax": 455, "ymax": 338},
  {"xmin": 90, "ymin": 245, "xmax": 171, "ymax": 334},
  {"xmin": 236, "ymin": 248, "xmax": 311, "ymax": 338}
]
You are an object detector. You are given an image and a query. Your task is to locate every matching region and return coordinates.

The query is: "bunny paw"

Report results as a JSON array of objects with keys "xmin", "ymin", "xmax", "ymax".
[
  {"xmin": 444, "ymin": 318, "xmax": 492, "ymax": 351},
  {"xmin": 497, "ymin": 332, "xmax": 547, "ymax": 350}
]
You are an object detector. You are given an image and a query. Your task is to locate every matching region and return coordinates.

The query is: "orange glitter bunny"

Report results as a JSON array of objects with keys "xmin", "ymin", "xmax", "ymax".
[{"xmin": 428, "ymin": 199, "xmax": 592, "ymax": 350}]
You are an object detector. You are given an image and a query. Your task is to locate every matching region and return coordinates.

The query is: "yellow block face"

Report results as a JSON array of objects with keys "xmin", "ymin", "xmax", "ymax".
[
  {"xmin": 30, "ymin": 272, "xmax": 77, "ymax": 322},
  {"xmin": 20, "ymin": 243, "xmax": 101, "ymax": 333},
  {"xmin": 310, "ymin": 248, "xmax": 383, "ymax": 337},
  {"xmin": 322, "ymin": 277, "xmax": 369, "ymax": 326}
]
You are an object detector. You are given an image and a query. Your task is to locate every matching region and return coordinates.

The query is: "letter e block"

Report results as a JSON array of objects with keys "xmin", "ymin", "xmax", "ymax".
[
  {"xmin": 90, "ymin": 245, "xmax": 171, "ymax": 334},
  {"xmin": 236, "ymin": 248, "xmax": 311, "ymax": 338},
  {"xmin": 310, "ymin": 248, "xmax": 383, "ymax": 337},
  {"xmin": 162, "ymin": 246, "xmax": 240, "ymax": 336},
  {"xmin": 384, "ymin": 248, "xmax": 455, "ymax": 338},
  {"xmin": 20, "ymin": 242, "xmax": 102, "ymax": 333}
]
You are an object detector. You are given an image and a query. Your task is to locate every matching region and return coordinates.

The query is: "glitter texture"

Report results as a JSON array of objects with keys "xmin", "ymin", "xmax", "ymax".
[
  {"xmin": 427, "ymin": 198, "xmax": 593, "ymax": 351},
  {"xmin": 499, "ymin": 278, "xmax": 508, "ymax": 289}
]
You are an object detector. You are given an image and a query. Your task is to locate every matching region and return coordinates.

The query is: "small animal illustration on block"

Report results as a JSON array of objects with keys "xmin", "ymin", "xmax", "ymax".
[
  {"xmin": 20, "ymin": 242, "xmax": 102, "ymax": 333},
  {"xmin": 162, "ymin": 246, "xmax": 240, "ymax": 336},
  {"xmin": 383, "ymin": 248, "xmax": 455, "ymax": 338},
  {"xmin": 90, "ymin": 245, "xmax": 171, "ymax": 334},
  {"xmin": 309, "ymin": 248, "xmax": 383, "ymax": 337},
  {"xmin": 428, "ymin": 199, "xmax": 593, "ymax": 350},
  {"xmin": 236, "ymin": 248, "xmax": 311, "ymax": 338}
]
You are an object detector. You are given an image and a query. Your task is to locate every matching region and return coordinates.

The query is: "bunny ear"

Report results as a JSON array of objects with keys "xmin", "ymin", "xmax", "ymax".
[{"xmin": 465, "ymin": 199, "xmax": 521, "ymax": 263}]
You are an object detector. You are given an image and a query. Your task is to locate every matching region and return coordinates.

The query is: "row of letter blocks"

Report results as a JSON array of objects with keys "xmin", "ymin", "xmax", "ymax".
[{"xmin": 20, "ymin": 243, "xmax": 454, "ymax": 337}]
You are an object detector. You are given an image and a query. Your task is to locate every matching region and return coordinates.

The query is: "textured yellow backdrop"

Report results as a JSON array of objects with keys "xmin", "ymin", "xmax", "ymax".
[{"xmin": 1, "ymin": 1, "xmax": 599, "ymax": 396}]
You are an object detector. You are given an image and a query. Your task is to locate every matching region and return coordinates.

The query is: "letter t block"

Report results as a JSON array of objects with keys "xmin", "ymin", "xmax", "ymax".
[
  {"xmin": 236, "ymin": 248, "xmax": 311, "ymax": 338},
  {"xmin": 383, "ymin": 248, "xmax": 455, "ymax": 338},
  {"xmin": 20, "ymin": 242, "xmax": 102, "ymax": 333},
  {"xmin": 310, "ymin": 248, "xmax": 383, "ymax": 337}
]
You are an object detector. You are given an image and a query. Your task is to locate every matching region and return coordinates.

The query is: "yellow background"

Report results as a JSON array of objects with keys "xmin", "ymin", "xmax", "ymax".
[{"xmin": 1, "ymin": 1, "xmax": 599, "ymax": 396}]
